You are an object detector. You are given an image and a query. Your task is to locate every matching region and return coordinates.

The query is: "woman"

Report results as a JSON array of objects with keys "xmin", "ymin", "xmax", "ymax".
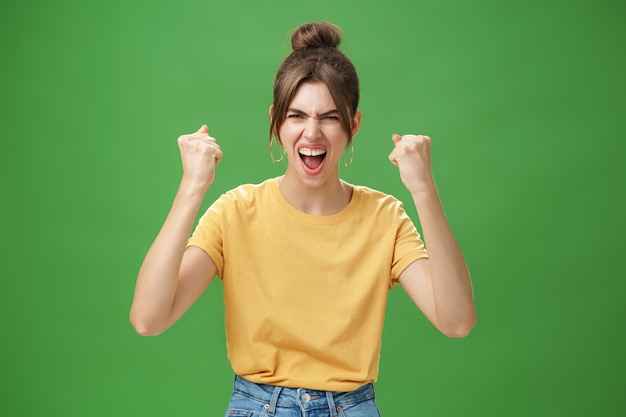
[{"xmin": 130, "ymin": 21, "xmax": 475, "ymax": 416}]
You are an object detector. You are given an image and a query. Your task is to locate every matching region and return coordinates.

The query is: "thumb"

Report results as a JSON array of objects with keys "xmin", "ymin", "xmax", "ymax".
[
  {"xmin": 392, "ymin": 134, "xmax": 402, "ymax": 145},
  {"xmin": 197, "ymin": 124, "xmax": 209, "ymax": 134}
]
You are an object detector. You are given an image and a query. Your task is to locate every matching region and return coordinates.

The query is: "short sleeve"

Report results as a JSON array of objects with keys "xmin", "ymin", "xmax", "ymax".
[
  {"xmin": 389, "ymin": 203, "xmax": 429, "ymax": 288},
  {"xmin": 187, "ymin": 193, "xmax": 233, "ymax": 279}
]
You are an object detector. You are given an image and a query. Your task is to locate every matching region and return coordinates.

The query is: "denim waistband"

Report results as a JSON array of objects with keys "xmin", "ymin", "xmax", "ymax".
[{"xmin": 232, "ymin": 375, "xmax": 375, "ymax": 414}]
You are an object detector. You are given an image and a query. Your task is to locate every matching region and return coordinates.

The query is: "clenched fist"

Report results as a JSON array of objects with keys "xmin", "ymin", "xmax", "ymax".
[
  {"xmin": 388, "ymin": 134, "xmax": 435, "ymax": 195},
  {"xmin": 177, "ymin": 125, "xmax": 223, "ymax": 192}
]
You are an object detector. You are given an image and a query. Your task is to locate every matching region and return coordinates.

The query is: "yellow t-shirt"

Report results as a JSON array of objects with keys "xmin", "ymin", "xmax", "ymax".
[{"xmin": 188, "ymin": 177, "xmax": 428, "ymax": 392}]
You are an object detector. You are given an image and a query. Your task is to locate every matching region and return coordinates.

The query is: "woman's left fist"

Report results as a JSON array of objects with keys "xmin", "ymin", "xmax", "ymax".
[{"xmin": 388, "ymin": 134, "xmax": 434, "ymax": 194}]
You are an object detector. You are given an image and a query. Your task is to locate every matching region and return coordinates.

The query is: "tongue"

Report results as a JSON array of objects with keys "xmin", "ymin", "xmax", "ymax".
[{"xmin": 302, "ymin": 155, "xmax": 324, "ymax": 170}]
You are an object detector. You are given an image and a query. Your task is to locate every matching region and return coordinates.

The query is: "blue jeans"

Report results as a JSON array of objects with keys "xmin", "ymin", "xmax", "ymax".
[{"xmin": 224, "ymin": 375, "xmax": 382, "ymax": 417}]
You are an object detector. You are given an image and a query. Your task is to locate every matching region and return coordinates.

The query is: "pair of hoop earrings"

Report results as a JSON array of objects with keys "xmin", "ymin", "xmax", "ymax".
[
  {"xmin": 269, "ymin": 136, "xmax": 286, "ymax": 163},
  {"xmin": 269, "ymin": 137, "xmax": 354, "ymax": 168},
  {"xmin": 342, "ymin": 142, "xmax": 354, "ymax": 168}
]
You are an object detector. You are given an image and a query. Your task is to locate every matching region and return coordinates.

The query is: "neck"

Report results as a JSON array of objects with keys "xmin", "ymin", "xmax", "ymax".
[{"xmin": 278, "ymin": 174, "xmax": 352, "ymax": 216}]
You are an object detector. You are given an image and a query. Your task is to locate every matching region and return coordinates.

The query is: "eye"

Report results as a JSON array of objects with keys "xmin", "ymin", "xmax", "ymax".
[
  {"xmin": 287, "ymin": 113, "xmax": 303, "ymax": 119},
  {"xmin": 321, "ymin": 115, "xmax": 340, "ymax": 123}
]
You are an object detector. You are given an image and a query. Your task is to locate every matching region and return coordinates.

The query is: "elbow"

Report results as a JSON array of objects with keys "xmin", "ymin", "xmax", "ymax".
[
  {"xmin": 440, "ymin": 315, "xmax": 477, "ymax": 339},
  {"xmin": 442, "ymin": 326, "xmax": 473, "ymax": 339},
  {"xmin": 129, "ymin": 311, "xmax": 165, "ymax": 337},
  {"xmin": 132, "ymin": 323, "xmax": 163, "ymax": 337}
]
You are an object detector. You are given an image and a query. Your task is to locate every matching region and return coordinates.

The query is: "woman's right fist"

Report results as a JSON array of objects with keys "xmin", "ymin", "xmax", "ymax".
[{"xmin": 177, "ymin": 125, "xmax": 223, "ymax": 191}]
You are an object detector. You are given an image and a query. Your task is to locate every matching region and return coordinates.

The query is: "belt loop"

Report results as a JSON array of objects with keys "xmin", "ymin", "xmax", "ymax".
[
  {"xmin": 325, "ymin": 390, "xmax": 338, "ymax": 417},
  {"xmin": 267, "ymin": 385, "xmax": 283, "ymax": 415}
]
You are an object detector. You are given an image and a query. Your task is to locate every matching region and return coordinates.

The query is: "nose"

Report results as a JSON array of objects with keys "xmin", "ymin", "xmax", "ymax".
[{"xmin": 303, "ymin": 118, "xmax": 321, "ymax": 140}]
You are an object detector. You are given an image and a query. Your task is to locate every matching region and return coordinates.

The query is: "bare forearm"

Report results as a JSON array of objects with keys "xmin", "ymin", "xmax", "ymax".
[
  {"xmin": 130, "ymin": 180, "xmax": 206, "ymax": 334},
  {"xmin": 411, "ymin": 182, "xmax": 476, "ymax": 335}
]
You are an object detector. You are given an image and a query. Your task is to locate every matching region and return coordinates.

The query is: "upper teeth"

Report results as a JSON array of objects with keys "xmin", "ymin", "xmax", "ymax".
[{"xmin": 299, "ymin": 148, "xmax": 326, "ymax": 156}]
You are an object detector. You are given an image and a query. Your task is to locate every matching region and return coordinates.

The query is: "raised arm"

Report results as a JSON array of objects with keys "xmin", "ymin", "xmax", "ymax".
[
  {"xmin": 389, "ymin": 134, "xmax": 476, "ymax": 338},
  {"xmin": 130, "ymin": 125, "xmax": 222, "ymax": 336}
]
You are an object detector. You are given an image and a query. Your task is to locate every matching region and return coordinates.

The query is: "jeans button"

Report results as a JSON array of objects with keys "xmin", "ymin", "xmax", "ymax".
[{"xmin": 302, "ymin": 393, "xmax": 311, "ymax": 403}]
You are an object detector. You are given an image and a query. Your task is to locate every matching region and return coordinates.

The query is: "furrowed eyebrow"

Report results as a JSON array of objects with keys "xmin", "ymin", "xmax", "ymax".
[
  {"xmin": 287, "ymin": 108, "xmax": 339, "ymax": 117},
  {"xmin": 320, "ymin": 109, "xmax": 340, "ymax": 117}
]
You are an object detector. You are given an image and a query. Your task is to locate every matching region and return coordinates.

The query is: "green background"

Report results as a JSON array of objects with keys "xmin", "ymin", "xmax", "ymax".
[{"xmin": 2, "ymin": 0, "xmax": 624, "ymax": 415}]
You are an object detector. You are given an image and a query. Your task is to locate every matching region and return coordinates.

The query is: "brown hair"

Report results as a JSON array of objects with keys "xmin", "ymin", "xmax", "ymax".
[{"xmin": 270, "ymin": 22, "xmax": 360, "ymax": 146}]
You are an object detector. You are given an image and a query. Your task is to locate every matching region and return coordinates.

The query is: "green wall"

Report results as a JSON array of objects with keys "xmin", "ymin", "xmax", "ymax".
[{"xmin": 2, "ymin": 0, "xmax": 625, "ymax": 415}]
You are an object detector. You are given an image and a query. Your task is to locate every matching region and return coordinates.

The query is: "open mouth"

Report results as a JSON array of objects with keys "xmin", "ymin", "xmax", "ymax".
[{"xmin": 298, "ymin": 147, "xmax": 326, "ymax": 174}]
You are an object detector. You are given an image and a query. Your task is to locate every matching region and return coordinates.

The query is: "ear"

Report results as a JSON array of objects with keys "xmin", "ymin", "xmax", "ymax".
[{"xmin": 351, "ymin": 109, "xmax": 362, "ymax": 137}]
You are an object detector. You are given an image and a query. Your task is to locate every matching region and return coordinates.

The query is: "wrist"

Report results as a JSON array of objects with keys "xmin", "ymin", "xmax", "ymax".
[
  {"xmin": 407, "ymin": 178, "xmax": 437, "ymax": 200},
  {"xmin": 178, "ymin": 177, "xmax": 211, "ymax": 199}
]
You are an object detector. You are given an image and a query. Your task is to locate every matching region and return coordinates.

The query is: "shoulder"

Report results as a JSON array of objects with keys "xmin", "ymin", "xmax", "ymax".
[
  {"xmin": 202, "ymin": 178, "xmax": 276, "ymax": 226},
  {"xmin": 216, "ymin": 178, "xmax": 277, "ymax": 206},
  {"xmin": 353, "ymin": 184, "xmax": 405, "ymax": 211}
]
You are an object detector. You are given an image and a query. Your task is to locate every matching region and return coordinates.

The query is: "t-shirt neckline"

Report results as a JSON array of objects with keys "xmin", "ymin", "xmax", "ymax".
[{"xmin": 270, "ymin": 177, "xmax": 361, "ymax": 224}]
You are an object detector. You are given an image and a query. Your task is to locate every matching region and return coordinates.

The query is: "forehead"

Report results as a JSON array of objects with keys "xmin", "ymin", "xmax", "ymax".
[{"xmin": 289, "ymin": 81, "xmax": 337, "ymax": 110}]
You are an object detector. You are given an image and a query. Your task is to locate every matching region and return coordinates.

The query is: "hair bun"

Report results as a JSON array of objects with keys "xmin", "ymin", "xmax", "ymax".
[{"xmin": 291, "ymin": 21, "xmax": 342, "ymax": 51}]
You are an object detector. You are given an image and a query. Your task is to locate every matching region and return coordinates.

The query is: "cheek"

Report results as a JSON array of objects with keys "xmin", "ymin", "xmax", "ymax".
[
  {"xmin": 279, "ymin": 123, "xmax": 301, "ymax": 140},
  {"xmin": 325, "ymin": 127, "xmax": 350, "ymax": 145}
]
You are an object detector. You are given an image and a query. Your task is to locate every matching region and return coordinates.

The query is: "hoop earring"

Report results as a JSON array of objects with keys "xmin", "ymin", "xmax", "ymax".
[
  {"xmin": 270, "ymin": 136, "xmax": 286, "ymax": 163},
  {"xmin": 342, "ymin": 142, "xmax": 354, "ymax": 168}
]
